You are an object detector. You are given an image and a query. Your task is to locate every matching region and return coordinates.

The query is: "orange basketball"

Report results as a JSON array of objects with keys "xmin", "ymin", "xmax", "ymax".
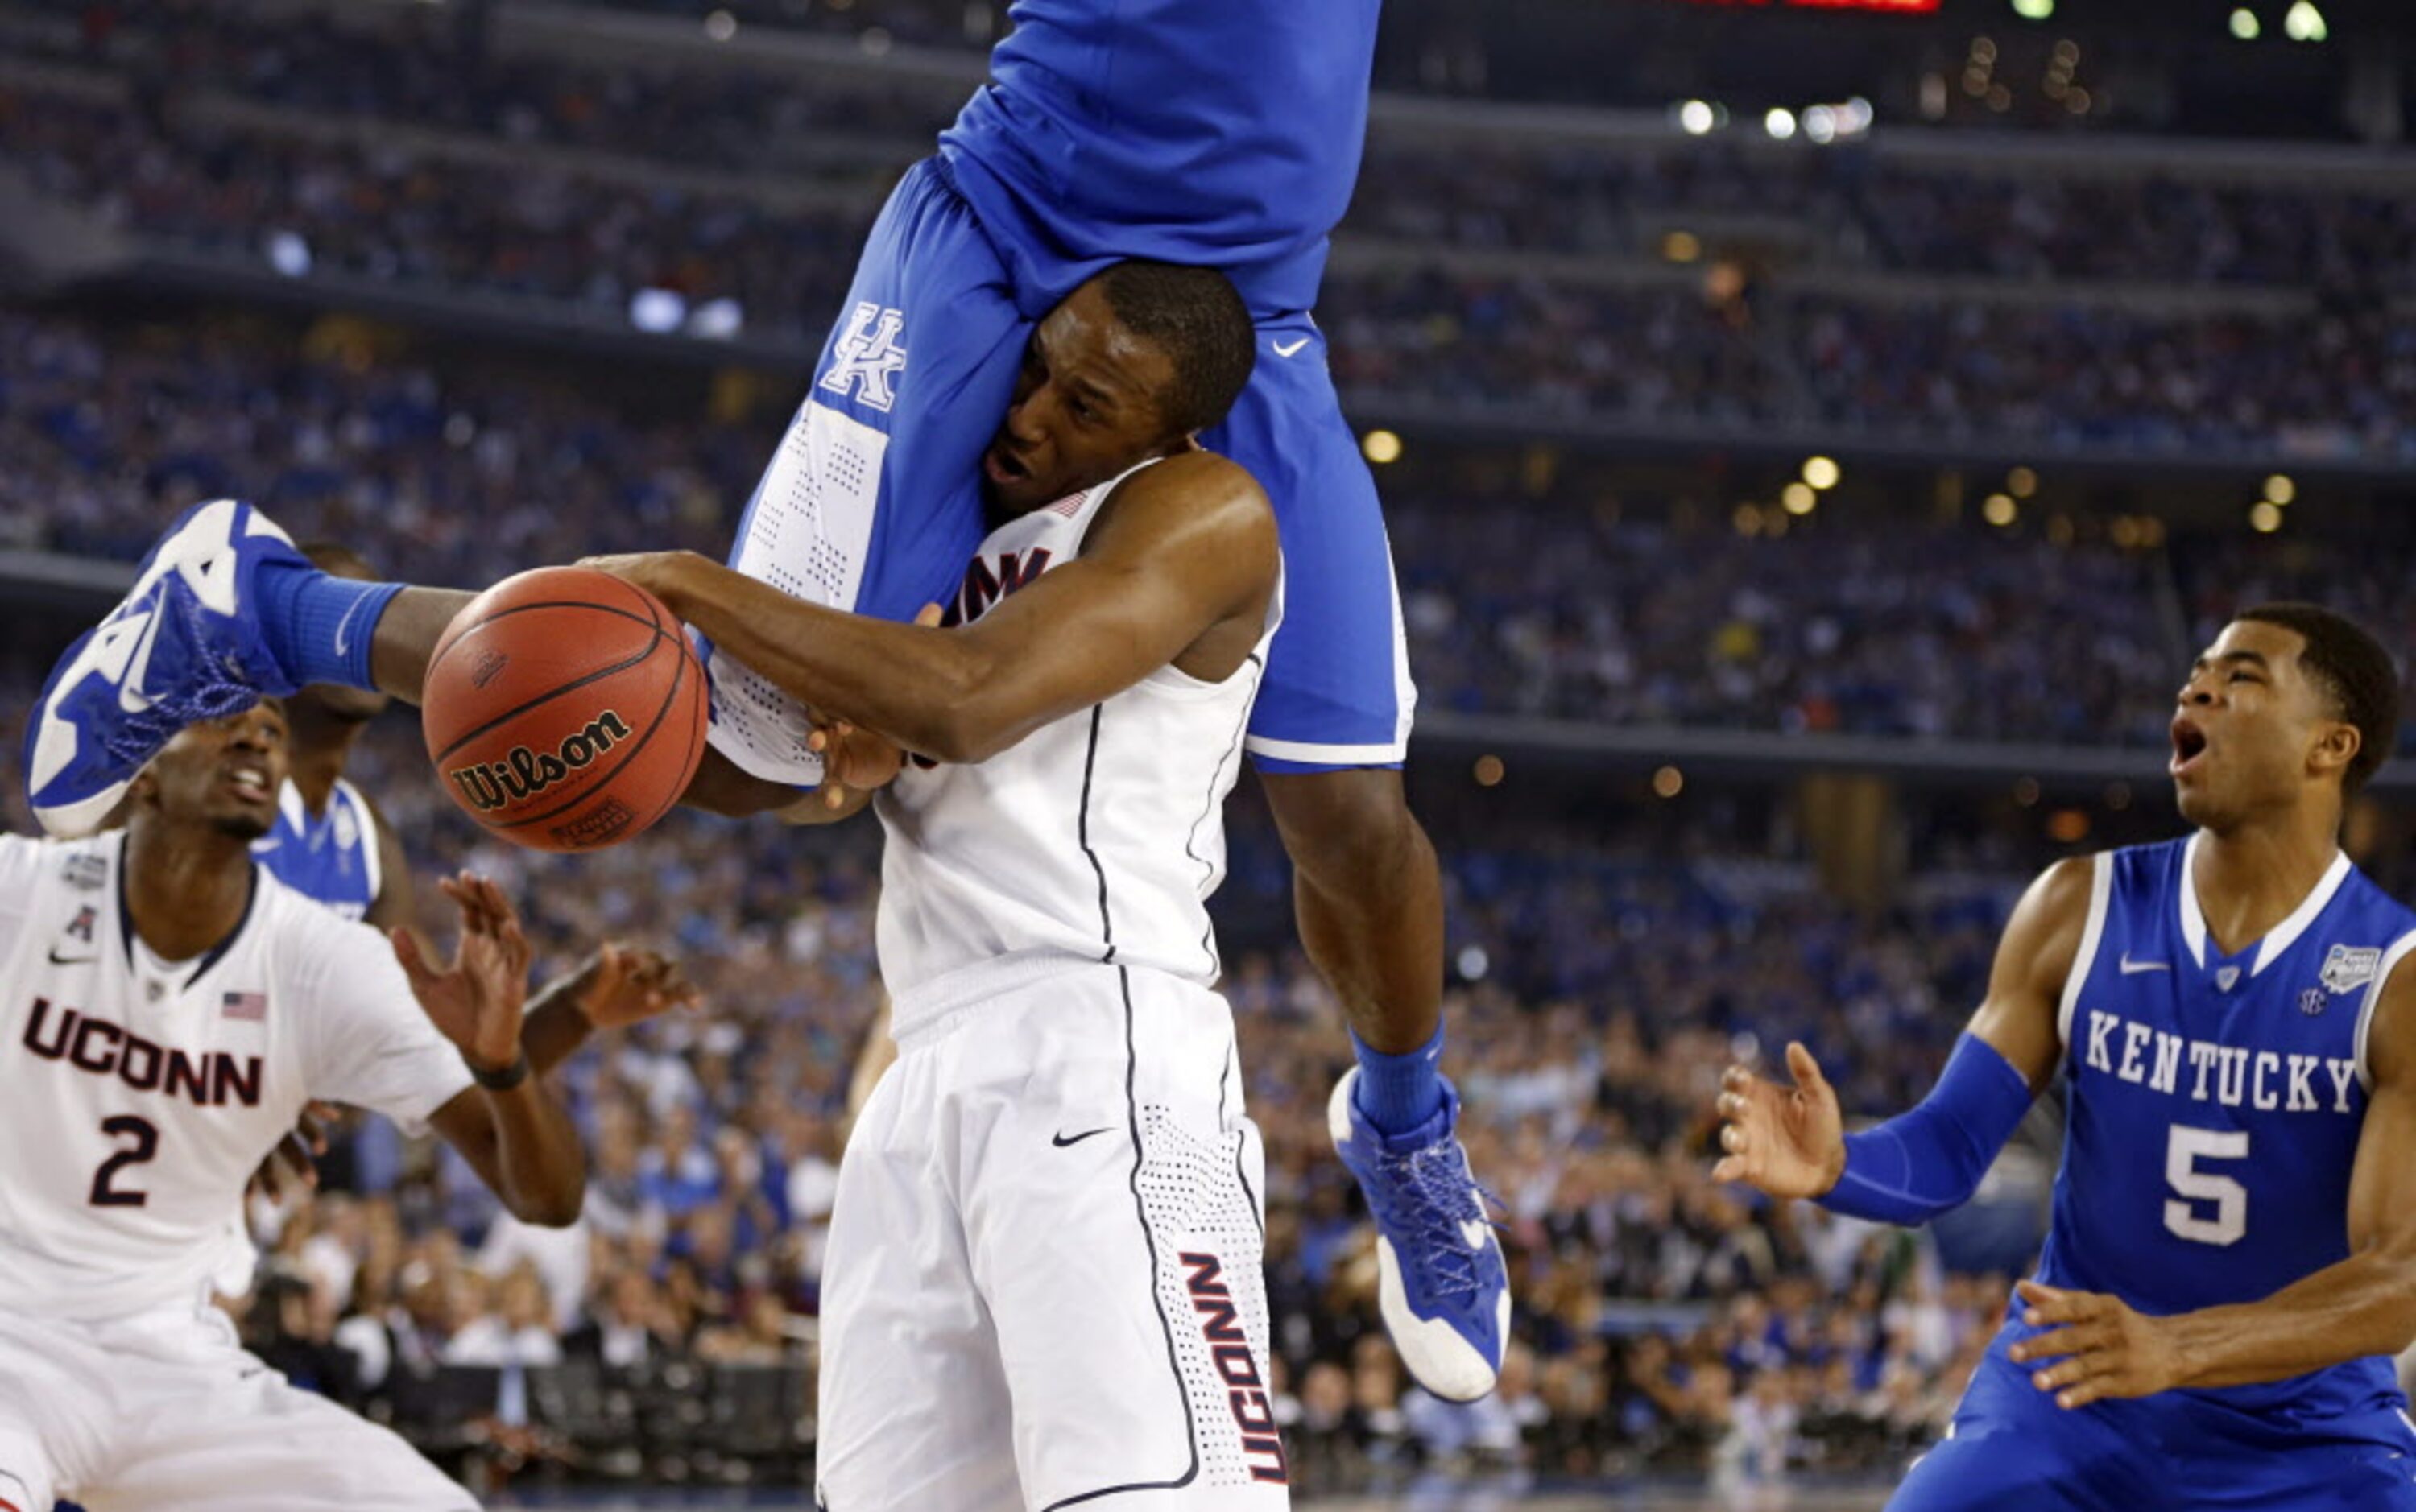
[{"xmin": 421, "ymin": 566, "xmax": 708, "ymax": 853}]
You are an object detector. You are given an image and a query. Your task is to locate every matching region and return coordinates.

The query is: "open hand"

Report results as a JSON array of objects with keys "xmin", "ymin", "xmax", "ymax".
[
  {"xmin": 574, "ymin": 942, "xmax": 702, "ymax": 1030},
  {"xmin": 395, "ymin": 872, "xmax": 532, "ymax": 1075},
  {"xmin": 2005, "ymin": 1280, "xmax": 2182, "ymax": 1407},
  {"xmin": 1711, "ymin": 1041, "xmax": 1847, "ymax": 1198}
]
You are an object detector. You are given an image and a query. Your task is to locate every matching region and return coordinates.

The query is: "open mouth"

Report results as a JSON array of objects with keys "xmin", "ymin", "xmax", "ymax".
[
  {"xmin": 225, "ymin": 763, "xmax": 274, "ymax": 803},
  {"xmin": 2170, "ymin": 717, "xmax": 2209, "ymax": 777},
  {"xmin": 983, "ymin": 441, "xmax": 1033, "ymax": 489}
]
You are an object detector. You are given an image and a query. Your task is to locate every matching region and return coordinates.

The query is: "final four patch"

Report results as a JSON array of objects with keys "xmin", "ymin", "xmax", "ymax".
[{"xmin": 2319, "ymin": 944, "xmax": 2382, "ymax": 996}]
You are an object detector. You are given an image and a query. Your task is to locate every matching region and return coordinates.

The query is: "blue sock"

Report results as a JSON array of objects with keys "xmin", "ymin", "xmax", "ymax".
[
  {"xmin": 1351, "ymin": 1025, "xmax": 1448, "ymax": 1137},
  {"xmin": 254, "ymin": 560, "xmax": 404, "ymax": 690}
]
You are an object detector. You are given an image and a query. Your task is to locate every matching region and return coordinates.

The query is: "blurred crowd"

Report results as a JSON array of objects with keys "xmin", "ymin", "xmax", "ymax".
[{"xmin": 5, "ymin": 10, "xmax": 2415, "ymax": 461}]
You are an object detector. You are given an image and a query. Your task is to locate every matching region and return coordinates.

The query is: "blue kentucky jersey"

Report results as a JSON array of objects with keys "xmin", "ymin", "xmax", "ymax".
[
  {"xmin": 252, "ymin": 778, "xmax": 383, "ymax": 921},
  {"xmin": 937, "ymin": 0, "xmax": 1381, "ymax": 321},
  {"xmin": 2032, "ymin": 834, "xmax": 2416, "ymax": 1427}
]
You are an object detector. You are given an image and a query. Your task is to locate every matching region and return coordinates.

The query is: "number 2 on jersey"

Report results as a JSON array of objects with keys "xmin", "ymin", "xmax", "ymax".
[
  {"xmin": 90, "ymin": 1114, "xmax": 160, "ymax": 1208},
  {"xmin": 2163, "ymin": 1123, "xmax": 2248, "ymax": 1246}
]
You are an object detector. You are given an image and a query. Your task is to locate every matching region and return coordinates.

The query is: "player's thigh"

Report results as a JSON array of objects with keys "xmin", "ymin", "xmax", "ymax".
[
  {"xmin": 727, "ymin": 156, "xmax": 1024, "ymax": 624},
  {"xmin": 965, "ymin": 969, "xmax": 1292, "ymax": 1510},
  {"xmin": 817, "ymin": 1047, "xmax": 1021, "ymax": 1512},
  {"xmin": 1200, "ymin": 316, "xmax": 1412, "ymax": 775},
  {"xmin": 0, "ymin": 1311, "xmax": 118, "ymax": 1512},
  {"xmin": 1889, "ymin": 1351, "xmax": 2157, "ymax": 1512},
  {"xmin": 82, "ymin": 1351, "xmax": 472, "ymax": 1512}
]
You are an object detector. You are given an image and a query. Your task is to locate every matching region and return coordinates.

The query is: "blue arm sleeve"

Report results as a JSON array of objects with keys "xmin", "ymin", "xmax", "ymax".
[{"xmin": 1816, "ymin": 1032, "xmax": 2036, "ymax": 1227}]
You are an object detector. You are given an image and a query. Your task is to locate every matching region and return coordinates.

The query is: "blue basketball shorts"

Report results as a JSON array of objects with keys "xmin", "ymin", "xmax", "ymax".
[
  {"xmin": 1889, "ymin": 1341, "xmax": 2416, "ymax": 1512},
  {"xmin": 707, "ymin": 157, "xmax": 1413, "ymax": 785}
]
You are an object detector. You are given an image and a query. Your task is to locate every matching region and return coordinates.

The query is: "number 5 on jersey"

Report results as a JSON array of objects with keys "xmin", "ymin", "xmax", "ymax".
[{"xmin": 2164, "ymin": 1123, "xmax": 2248, "ymax": 1246}]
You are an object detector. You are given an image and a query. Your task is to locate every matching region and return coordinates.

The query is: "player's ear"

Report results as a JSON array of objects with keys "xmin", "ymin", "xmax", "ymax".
[{"xmin": 2311, "ymin": 719, "xmax": 2360, "ymax": 782}]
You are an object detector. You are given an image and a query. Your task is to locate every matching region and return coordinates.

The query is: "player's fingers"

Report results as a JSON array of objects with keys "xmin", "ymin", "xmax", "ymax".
[
  {"xmin": 1719, "ymin": 1123, "xmax": 1747, "ymax": 1154},
  {"xmin": 1711, "ymin": 1155, "xmax": 1747, "ymax": 1184},
  {"xmin": 391, "ymin": 926, "xmax": 432, "ymax": 985},
  {"xmin": 914, "ymin": 602, "xmax": 945, "ymax": 627},
  {"xmin": 1785, "ymin": 1041, "xmax": 1826, "ymax": 1090}
]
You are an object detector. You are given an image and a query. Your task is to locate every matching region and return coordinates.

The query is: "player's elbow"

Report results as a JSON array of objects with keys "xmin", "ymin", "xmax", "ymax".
[{"xmin": 509, "ymin": 1175, "xmax": 587, "ymax": 1229}]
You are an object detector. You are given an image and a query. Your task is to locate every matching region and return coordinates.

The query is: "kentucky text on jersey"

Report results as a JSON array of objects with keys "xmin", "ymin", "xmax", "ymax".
[{"xmin": 2080, "ymin": 1008, "xmax": 2360, "ymax": 1114}]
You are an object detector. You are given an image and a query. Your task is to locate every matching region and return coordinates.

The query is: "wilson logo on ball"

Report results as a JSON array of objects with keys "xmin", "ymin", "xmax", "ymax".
[{"xmin": 445, "ymin": 710, "xmax": 635, "ymax": 813}]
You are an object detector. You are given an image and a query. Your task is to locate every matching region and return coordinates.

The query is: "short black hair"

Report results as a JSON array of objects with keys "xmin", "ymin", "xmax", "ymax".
[
  {"xmin": 2236, "ymin": 602, "xmax": 2402, "ymax": 794},
  {"xmin": 1094, "ymin": 261, "xmax": 1256, "ymax": 437}
]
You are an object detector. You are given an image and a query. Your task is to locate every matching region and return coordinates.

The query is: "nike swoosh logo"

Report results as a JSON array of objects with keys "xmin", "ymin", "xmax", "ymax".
[
  {"xmin": 332, "ymin": 595, "xmax": 370, "ymax": 659},
  {"xmin": 1461, "ymin": 1219, "xmax": 1492, "ymax": 1250},
  {"xmin": 1272, "ymin": 337, "xmax": 1310, "ymax": 357},
  {"xmin": 2120, "ymin": 955, "xmax": 2170, "ymax": 975},
  {"xmin": 1053, "ymin": 1127, "xmax": 1115, "ymax": 1148},
  {"xmin": 48, "ymin": 947, "xmax": 97, "ymax": 965}
]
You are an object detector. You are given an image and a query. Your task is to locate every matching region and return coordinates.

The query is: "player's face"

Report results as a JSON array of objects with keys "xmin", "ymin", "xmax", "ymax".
[
  {"xmin": 140, "ymin": 702, "xmax": 291, "ymax": 840},
  {"xmin": 2170, "ymin": 620, "xmax": 2348, "ymax": 828},
  {"xmin": 982, "ymin": 282, "xmax": 1185, "ymax": 515}
]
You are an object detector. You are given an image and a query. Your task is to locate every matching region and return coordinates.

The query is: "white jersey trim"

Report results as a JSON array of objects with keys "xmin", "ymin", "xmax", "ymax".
[
  {"xmin": 2353, "ymin": 927, "xmax": 2416, "ymax": 1093},
  {"xmin": 340, "ymin": 779, "xmax": 383, "ymax": 909},
  {"xmin": 1243, "ymin": 734, "xmax": 1409, "ymax": 766},
  {"xmin": 2058, "ymin": 852, "xmax": 2113, "ymax": 1053},
  {"xmin": 2176, "ymin": 831, "xmax": 2351, "ymax": 977}
]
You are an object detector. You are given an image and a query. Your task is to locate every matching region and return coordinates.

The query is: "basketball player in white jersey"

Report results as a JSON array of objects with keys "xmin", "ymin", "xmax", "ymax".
[
  {"xmin": 0, "ymin": 700, "xmax": 599, "ymax": 1512},
  {"xmin": 584, "ymin": 262, "xmax": 1293, "ymax": 1507}
]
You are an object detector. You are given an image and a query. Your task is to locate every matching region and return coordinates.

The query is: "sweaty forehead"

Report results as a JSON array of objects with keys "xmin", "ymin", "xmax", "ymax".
[{"xmin": 1040, "ymin": 285, "xmax": 1172, "ymax": 399}]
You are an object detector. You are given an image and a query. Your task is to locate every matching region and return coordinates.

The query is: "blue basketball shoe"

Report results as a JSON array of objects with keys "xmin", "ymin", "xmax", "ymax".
[
  {"xmin": 1329, "ymin": 1069, "xmax": 1510, "ymax": 1401},
  {"xmin": 26, "ymin": 499, "xmax": 306, "ymax": 837}
]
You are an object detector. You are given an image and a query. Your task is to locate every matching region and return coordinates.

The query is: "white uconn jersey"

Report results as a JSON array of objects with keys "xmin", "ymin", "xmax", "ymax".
[
  {"xmin": 0, "ymin": 834, "xmax": 473, "ymax": 1323},
  {"xmin": 875, "ymin": 457, "xmax": 1281, "ymax": 1001}
]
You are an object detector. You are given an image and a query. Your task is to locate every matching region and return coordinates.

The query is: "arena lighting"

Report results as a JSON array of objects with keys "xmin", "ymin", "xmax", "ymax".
[
  {"xmin": 2011, "ymin": 0, "xmax": 2054, "ymax": 18},
  {"xmin": 2230, "ymin": 7, "xmax": 2261, "ymax": 39},
  {"xmin": 1472, "ymin": 754, "xmax": 1505, "ymax": 787},
  {"xmin": 2006, "ymin": 465, "xmax": 2038, "ymax": 498},
  {"xmin": 2284, "ymin": 1, "xmax": 2327, "ymax": 40},
  {"xmin": 629, "ymin": 288, "xmax": 686, "ymax": 333},
  {"xmin": 1764, "ymin": 107, "xmax": 1798, "ymax": 140},
  {"xmin": 1983, "ymin": 493, "xmax": 2018, "ymax": 527},
  {"xmin": 703, "ymin": 7, "xmax": 737, "ymax": 39},
  {"xmin": 1802, "ymin": 456, "xmax": 1841, "ymax": 490},
  {"xmin": 1781, "ymin": 481, "xmax": 1818, "ymax": 515},
  {"xmin": 1360, "ymin": 429, "xmax": 1402, "ymax": 465},
  {"xmin": 2265, "ymin": 473, "xmax": 2297, "ymax": 504},
  {"xmin": 1678, "ymin": 99, "xmax": 1717, "ymax": 135},
  {"xmin": 266, "ymin": 231, "xmax": 312, "ymax": 278},
  {"xmin": 1653, "ymin": 766, "xmax": 1686, "ymax": 799},
  {"xmin": 1804, "ymin": 105, "xmax": 1838, "ymax": 143},
  {"xmin": 1456, "ymin": 946, "xmax": 1490, "ymax": 982},
  {"xmin": 2250, "ymin": 501, "xmax": 2284, "ymax": 533},
  {"xmin": 1663, "ymin": 229, "xmax": 1705, "ymax": 263}
]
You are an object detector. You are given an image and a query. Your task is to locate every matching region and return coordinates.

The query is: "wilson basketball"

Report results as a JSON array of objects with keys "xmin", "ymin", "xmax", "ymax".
[{"xmin": 420, "ymin": 566, "xmax": 708, "ymax": 853}]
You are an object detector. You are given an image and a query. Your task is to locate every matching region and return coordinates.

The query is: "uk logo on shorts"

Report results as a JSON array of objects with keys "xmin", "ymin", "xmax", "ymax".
[{"xmin": 819, "ymin": 302, "xmax": 908, "ymax": 412}]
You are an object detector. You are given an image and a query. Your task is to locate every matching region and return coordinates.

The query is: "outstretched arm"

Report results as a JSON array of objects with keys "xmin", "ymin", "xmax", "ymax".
[
  {"xmin": 2011, "ymin": 961, "xmax": 2416, "ymax": 1404},
  {"xmin": 1712, "ymin": 855, "xmax": 2091, "ymax": 1208},
  {"xmin": 584, "ymin": 451, "xmax": 1277, "ymax": 766},
  {"xmin": 411, "ymin": 874, "xmax": 588, "ymax": 1227}
]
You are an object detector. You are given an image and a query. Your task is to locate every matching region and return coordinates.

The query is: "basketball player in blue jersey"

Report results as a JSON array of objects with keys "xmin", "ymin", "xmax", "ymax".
[
  {"xmin": 252, "ymin": 545, "xmax": 415, "ymax": 933},
  {"xmin": 1713, "ymin": 603, "xmax": 2416, "ymax": 1510},
  {"xmin": 23, "ymin": 0, "xmax": 1509, "ymax": 1399}
]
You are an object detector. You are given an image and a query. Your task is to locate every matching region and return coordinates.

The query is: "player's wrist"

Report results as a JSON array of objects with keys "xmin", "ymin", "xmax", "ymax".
[
  {"xmin": 467, "ymin": 1047, "xmax": 532, "ymax": 1090},
  {"xmin": 1814, "ymin": 1138, "xmax": 1848, "ymax": 1199}
]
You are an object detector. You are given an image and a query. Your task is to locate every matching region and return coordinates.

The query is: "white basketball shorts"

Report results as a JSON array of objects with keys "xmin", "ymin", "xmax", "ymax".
[
  {"xmin": 0, "ymin": 1298, "xmax": 473, "ymax": 1512},
  {"xmin": 817, "ymin": 957, "xmax": 1293, "ymax": 1511}
]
